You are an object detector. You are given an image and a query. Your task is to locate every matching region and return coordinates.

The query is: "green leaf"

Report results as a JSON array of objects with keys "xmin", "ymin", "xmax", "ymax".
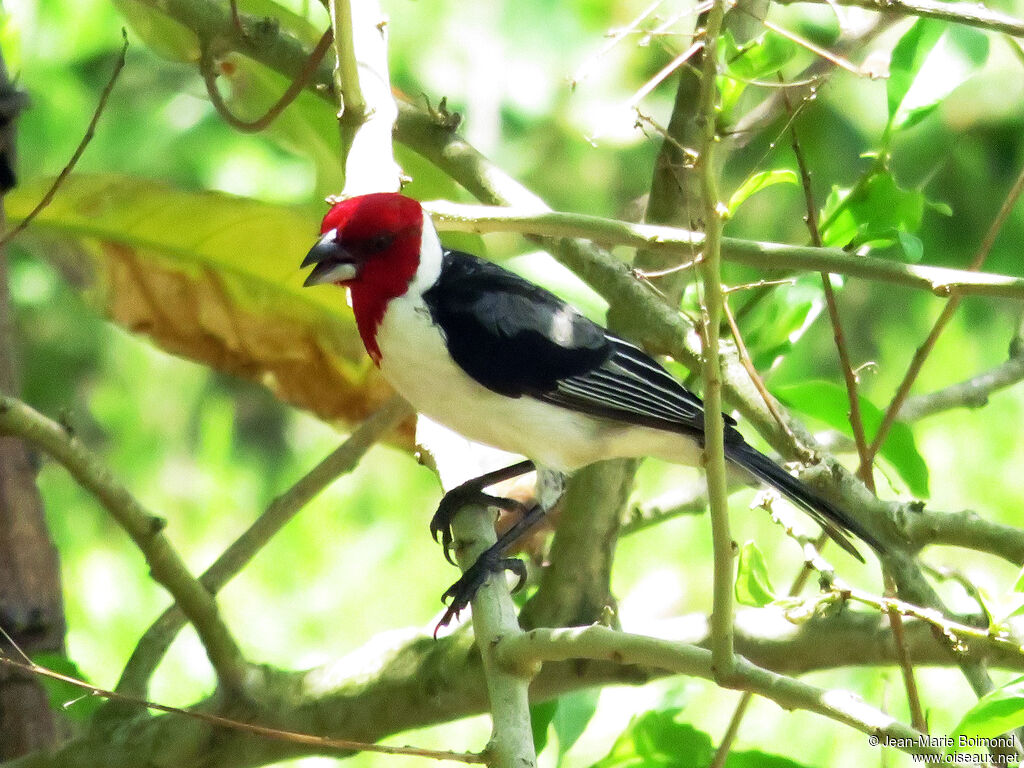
[
  {"xmin": 553, "ymin": 689, "xmax": 600, "ymax": 759},
  {"xmin": 113, "ymin": 0, "xmax": 200, "ymax": 62},
  {"xmin": 5, "ymin": 175, "xmax": 403, "ymax": 433},
  {"xmin": 890, "ymin": 24, "xmax": 990, "ymax": 132},
  {"xmin": 887, "ymin": 19, "xmax": 945, "ymax": 128},
  {"xmin": 776, "ymin": 381, "xmax": 930, "ymax": 497},
  {"xmin": 727, "ymin": 751, "xmax": 814, "ymax": 768},
  {"xmin": 950, "ymin": 676, "xmax": 1024, "ymax": 747},
  {"xmin": 722, "ymin": 31, "xmax": 797, "ymax": 81},
  {"xmin": 737, "ymin": 275, "xmax": 822, "ymax": 370},
  {"xmin": 30, "ymin": 653, "xmax": 104, "ymax": 723},
  {"xmin": 727, "ymin": 169, "xmax": 799, "ymax": 217},
  {"xmin": 897, "ymin": 231, "xmax": 924, "ymax": 263},
  {"xmin": 819, "ymin": 171, "xmax": 925, "ymax": 251},
  {"xmin": 531, "ymin": 699, "xmax": 558, "ymax": 755},
  {"xmin": 592, "ymin": 710, "xmax": 713, "ymax": 768},
  {"xmin": 736, "ymin": 541, "xmax": 776, "ymax": 606}
]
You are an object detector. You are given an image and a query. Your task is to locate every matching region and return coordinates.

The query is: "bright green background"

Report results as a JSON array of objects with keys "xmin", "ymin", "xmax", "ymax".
[{"xmin": 5, "ymin": 0, "xmax": 1024, "ymax": 766}]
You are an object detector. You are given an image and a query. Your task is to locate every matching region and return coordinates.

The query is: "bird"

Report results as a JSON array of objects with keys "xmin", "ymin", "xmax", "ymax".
[{"xmin": 301, "ymin": 192, "xmax": 881, "ymax": 628}]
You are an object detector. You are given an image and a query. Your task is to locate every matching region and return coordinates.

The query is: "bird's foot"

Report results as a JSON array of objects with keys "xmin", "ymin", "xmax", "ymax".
[
  {"xmin": 434, "ymin": 549, "xmax": 527, "ymax": 636},
  {"xmin": 430, "ymin": 487, "xmax": 531, "ymax": 565}
]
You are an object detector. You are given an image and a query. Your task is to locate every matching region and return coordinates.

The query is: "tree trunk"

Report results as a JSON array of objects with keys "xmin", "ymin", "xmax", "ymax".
[{"xmin": 0, "ymin": 46, "xmax": 67, "ymax": 760}]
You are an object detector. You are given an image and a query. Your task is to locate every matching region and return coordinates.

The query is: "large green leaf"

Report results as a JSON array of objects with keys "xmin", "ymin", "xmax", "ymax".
[
  {"xmin": 886, "ymin": 20, "xmax": 988, "ymax": 134},
  {"xmin": 7, "ymin": 174, "xmax": 408, "ymax": 438},
  {"xmin": 776, "ymin": 381, "xmax": 929, "ymax": 497},
  {"xmin": 950, "ymin": 676, "xmax": 1024, "ymax": 748}
]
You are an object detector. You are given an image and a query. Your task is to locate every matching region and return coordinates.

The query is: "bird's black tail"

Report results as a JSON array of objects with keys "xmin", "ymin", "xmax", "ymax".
[{"xmin": 724, "ymin": 441, "xmax": 883, "ymax": 562}]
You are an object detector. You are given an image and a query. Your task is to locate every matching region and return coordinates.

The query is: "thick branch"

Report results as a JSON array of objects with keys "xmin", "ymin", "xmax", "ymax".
[
  {"xmin": 447, "ymin": 505, "xmax": 536, "ymax": 768},
  {"xmin": 496, "ymin": 625, "xmax": 940, "ymax": 756},
  {"xmin": 8, "ymin": 608, "xmax": 1024, "ymax": 768}
]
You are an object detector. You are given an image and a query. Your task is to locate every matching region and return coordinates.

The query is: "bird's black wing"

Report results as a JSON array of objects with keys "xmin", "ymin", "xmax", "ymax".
[
  {"xmin": 423, "ymin": 250, "xmax": 879, "ymax": 561},
  {"xmin": 422, "ymin": 250, "xmax": 612, "ymax": 397},
  {"xmin": 423, "ymin": 250, "xmax": 723, "ymax": 435},
  {"xmin": 537, "ymin": 333, "xmax": 734, "ymax": 437}
]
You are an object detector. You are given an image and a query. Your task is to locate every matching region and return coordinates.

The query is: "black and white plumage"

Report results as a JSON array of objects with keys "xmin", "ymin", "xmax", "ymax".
[
  {"xmin": 421, "ymin": 249, "xmax": 874, "ymax": 560},
  {"xmin": 301, "ymin": 192, "xmax": 881, "ymax": 578}
]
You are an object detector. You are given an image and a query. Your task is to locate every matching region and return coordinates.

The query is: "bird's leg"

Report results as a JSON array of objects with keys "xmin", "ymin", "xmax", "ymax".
[
  {"xmin": 429, "ymin": 459, "xmax": 536, "ymax": 564},
  {"xmin": 435, "ymin": 500, "xmax": 551, "ymax": 634}
]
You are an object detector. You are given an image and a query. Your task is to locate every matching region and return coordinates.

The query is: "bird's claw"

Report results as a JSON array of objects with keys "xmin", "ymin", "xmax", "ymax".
[
  {"xmin": 430, "ymin": 488, "xmax": 530, "ymax": 566},
  {"xmin": 433, "ymin": 553, "xmax": 527, "ymax": 636}
]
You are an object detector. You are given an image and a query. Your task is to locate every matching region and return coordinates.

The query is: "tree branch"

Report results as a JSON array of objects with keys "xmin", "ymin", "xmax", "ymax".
[
  {"xmin": 111, "ymin": 396, "xmax": 411, "ymax": 700},
  {"xmin": 775, "ymin": 0, "xmax": 1024, "ymax": 38},
  {"xmin": 8, "ymin": 607, "xmax": 1024, "ymax": 768},
  {"xmin": 693, "ymin": 0, "xmax": 736, "ymax": 682},
  {"xmin": 447, "ymin": 504, "xmax": 537, "ymax": 768},
  {"xmin": 898, "ymin": 354, "xmax": 1024, "ymax": 421},
  {"xmin": 0, "ymin": 395, "xmax": 248, "ymax": 693},
  {"xmin": 497, "ymin": 625, "xmax": 940, "ymax": 757},
  {"xmin": 424, "ymin": 202, "xmax": 1024, "ymax": 301}
]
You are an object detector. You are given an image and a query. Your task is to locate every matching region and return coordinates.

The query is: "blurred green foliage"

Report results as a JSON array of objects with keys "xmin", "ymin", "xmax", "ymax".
[{"xmin": 5, "ymin": 0, "xmax": 1024, "ymax": 766}]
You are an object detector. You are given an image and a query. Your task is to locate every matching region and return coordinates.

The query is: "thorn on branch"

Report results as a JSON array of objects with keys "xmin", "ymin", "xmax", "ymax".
[{"xmin": 422, "ymin": 95, "xmax": 461, "ymax": 130}]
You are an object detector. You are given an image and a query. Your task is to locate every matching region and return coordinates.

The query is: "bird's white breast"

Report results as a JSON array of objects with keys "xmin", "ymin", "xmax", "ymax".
[{"xmin": 374, "ymin": 253, "xmax": 701, "ymax": 471}]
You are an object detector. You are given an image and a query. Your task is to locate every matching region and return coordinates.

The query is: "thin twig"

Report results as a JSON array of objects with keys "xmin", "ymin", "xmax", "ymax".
[
  {"xmin": 778, "ymin": 77, "xmax": 875, "ymax": 489},
  {"xmin": 862, "ymin": 160, "xmax": 1024, "ymax": 472},
  {"xmin": 199, "ymin": 28, "xmax": 334, "ymax": 134},
  {"xmin": 0, "ymin": 654, "xmax": 484, "ymax": 763},
  {"xmin": 1007, "ymin": 35, "xmax": 1024, "ymax": 67},
  {"xmin": 722, "ymin": 298, "xmax": 801, "ymax": 451},
  {"xmin": 758, "ymin": 17, "xmax": 867, "ymax": 77},
  {"xmin": 571, "ymin": 0, "xmax": 666, "ymax": 88},
  {"xmin": 114, "ymin": 396, "xmax": 411, "ymax": 697},
  {"xmin": 774, "ymin": 0, "xmax": 1024, "ymax": 38},
  {"xmin": 695, "ymin": 0, "xmax": 735, "ymax": 683},
  {"xmin": 0, "ymin": 29, "xmax": 128, "ymax": 249},
  {"xmin": 884, "ymin": 572, "xmax": 928, "ymax": 732},
  {"xmin": 0, "ymin": 394, "xmax": 247, "ymax": 691},
  {"xmin": 627, "ymin": 41, "xmax": 704, "ymax": 107}
]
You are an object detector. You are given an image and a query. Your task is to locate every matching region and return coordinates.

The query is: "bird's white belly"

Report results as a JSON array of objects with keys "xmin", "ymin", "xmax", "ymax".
[{"xmin": 375, "ymin": 294, "xmax": 702, "ymax": 471}]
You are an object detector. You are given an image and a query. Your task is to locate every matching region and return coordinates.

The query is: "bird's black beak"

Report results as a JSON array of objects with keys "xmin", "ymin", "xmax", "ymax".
[{"xmin": 302, "ymin": 229, "xmax": 358, "ymax": 287}]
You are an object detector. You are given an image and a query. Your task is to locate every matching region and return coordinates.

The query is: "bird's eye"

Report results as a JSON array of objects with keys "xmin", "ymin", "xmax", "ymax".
[{"xmin": 365, "ymin": 233, "xmax": 394, "ymax": 252}]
